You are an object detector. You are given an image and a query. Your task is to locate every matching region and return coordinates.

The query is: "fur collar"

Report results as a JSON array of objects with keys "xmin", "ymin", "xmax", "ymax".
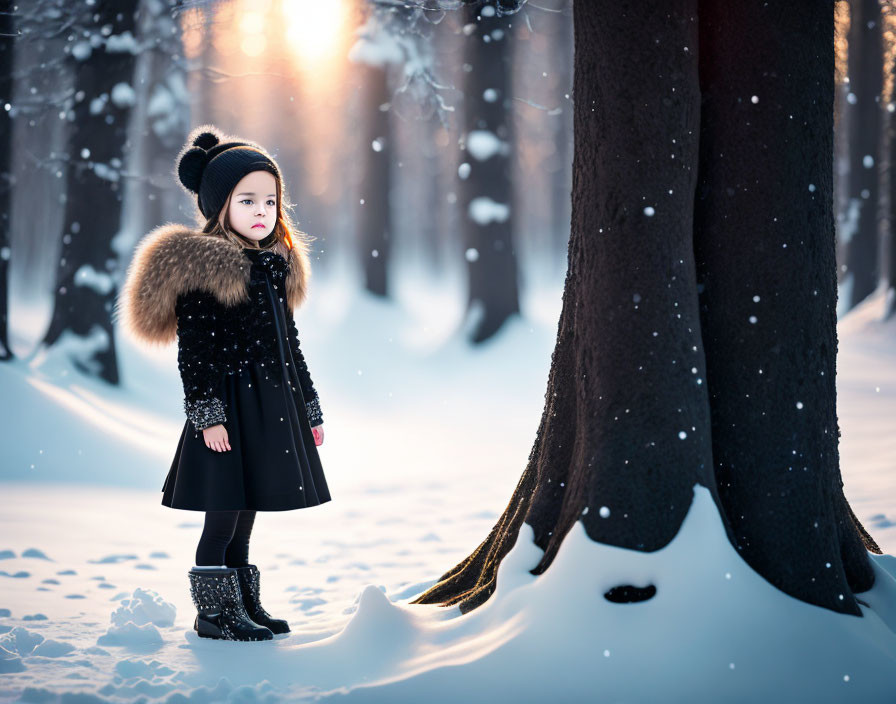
[{"xmin": 115, "ymin": 223, "xmax": 311, "ymax": 347}]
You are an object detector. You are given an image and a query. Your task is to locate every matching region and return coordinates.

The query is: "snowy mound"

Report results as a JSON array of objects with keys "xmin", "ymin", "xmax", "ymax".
[
  {"xmin": 308, "ymin": 484, "xmax": 896, "ymax": 703},
  {"xmin": 97, "ymin": 589, "xmax": 175, "ymax": 650}
]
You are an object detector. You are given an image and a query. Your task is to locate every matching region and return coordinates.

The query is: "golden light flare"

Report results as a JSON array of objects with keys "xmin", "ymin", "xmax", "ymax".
[
  {"xmin": 241, "ymin": 34, "xmax": 268, "ymax": 57},
  {"xmin": 237, "ymin": 0, "xmax": 271, "ymax": 57},
  {"xmin": 280, "ymin": 0, "xmax": 351, "ymax": 68}
]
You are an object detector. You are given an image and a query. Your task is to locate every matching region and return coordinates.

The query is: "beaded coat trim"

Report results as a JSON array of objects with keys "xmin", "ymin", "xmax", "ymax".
[{"xmin": 116, "ymin": 223, "xmax": 323, "ymax": 432}]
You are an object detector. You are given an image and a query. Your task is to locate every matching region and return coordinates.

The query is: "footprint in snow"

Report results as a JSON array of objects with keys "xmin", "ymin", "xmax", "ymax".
[
  {"xmin": 89, "ymin": 554, "xmax": 138, "ymax": 565},
  {"xmin": 21, "ymin": 549, "xmax": 51, "ymax": 561},
  {"xmin": 289, "ymin": 595, "xmax": 326, "ymax": 610},
  {"xmin": 31, "ymin": 639, "xmax": 76, "ymax": 657},
  {"xmin": 0, "ymin": 571, "xmax": 29, "ymax": 579}
]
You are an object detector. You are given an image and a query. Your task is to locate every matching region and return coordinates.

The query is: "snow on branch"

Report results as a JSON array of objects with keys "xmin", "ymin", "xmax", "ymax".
[{"xmin": 349, "ymin": 2, "xmax": 459, "ymax": 125}]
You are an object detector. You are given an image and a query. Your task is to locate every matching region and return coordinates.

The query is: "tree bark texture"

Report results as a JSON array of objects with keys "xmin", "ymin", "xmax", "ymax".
[{"xmin": 410, "ymin": 0, "xmax": 881, "ymax": 618}]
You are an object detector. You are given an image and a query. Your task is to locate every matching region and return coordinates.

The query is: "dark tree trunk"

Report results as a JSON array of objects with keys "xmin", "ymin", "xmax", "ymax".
[
  {"xmin": 0, "ymin": 0, "xmax": 14, "ymax": 361},
  {"xmin": 129, "ymin": 0, "xmax": 189, "ymax": 236},
  {"xmin": 357, "ymin": 60, "xmax": 392, "ymax": 298},
  {"xmin": 41, "ymin": 0, "xmax": 140, "ymax": 384},
  {"xmin": 693, "ymin": 0, "xmax": 878, "ymax": 615},
  {"xmin": 411, "ymin": 0, "xmax": 880, "ymax": 618},
  {"xmin": 842, "ymin": 0, "xmax": 883, "ymax": 310},
  {"xmin": 458, "ymin": 4, "xmax": 520, "ymax": 343}
]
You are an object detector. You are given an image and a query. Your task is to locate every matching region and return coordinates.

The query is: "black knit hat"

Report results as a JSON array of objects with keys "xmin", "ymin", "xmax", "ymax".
[{"xmin": 175, "ymin": 124, "xmax": 282, "ymax": 220}]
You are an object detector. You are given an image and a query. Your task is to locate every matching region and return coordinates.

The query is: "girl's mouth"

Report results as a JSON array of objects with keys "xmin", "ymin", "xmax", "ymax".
[{"xmin": 252, "ymin": 223, "xmax": 266, "ymax": 229}]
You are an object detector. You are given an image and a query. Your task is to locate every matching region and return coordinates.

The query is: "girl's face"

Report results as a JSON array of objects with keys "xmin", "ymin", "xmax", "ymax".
[{"xmin": 227, "ymin": 170, "xmax": 278, "ymax": 241}]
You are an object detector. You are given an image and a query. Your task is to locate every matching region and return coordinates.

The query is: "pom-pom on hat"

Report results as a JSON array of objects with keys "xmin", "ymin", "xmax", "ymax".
[{"xmin": 175, "ymin": 123, "xmax": 282, "ymax": 220}]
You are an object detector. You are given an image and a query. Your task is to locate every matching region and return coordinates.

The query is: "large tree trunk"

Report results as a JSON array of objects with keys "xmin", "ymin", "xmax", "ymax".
[
  {"xmin": 458, "ymin": 4, "xmax": 520, "ymax": 343},
  {"xmin": 841, "ymin": 0, "xmax": 883, "ymax": 311},
  {"xmin": 693, "ymin": 0, "xmax": 878, "ymax": 615},
  {"xmin": 411, "ymin": 0, "xmax": 880, "ymax": 618},
  {"xmin": 41, "ymin": 0, "xmax": 140, "ymax": 384}
]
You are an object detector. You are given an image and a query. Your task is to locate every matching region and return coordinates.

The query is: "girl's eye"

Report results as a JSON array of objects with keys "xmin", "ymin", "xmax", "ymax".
[
  {"xmin": 267, "ymin": 200, "xmax": 276, "ymax": 206},
  {"xmin": 240, "ymin": 199, "xmax": 252, "ymax": 205}
]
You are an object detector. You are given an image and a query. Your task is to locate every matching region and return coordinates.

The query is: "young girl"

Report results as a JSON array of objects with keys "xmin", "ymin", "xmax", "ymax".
[{"xmin": 116, "ymin": 124, "xmax": 331, "ymax": 642}]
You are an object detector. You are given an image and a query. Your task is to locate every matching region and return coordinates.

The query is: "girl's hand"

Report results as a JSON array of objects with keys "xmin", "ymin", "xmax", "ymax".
[
  {"xmin": 203, "ymin": 424, "xmax": 231, "ymax": 452},
  {"xmin": 312, "ymin": 424, "xmax": 324, "ymax": 447}
]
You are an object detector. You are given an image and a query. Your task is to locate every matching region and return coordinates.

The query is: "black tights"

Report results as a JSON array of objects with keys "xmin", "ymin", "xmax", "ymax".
[{"xmin": 195, "ymin": 510, "xmax": 256, "ymax": 567}]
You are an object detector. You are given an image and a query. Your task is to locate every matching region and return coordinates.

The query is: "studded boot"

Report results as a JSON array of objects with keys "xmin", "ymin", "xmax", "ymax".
[
  {"xmin": 232, "ymin": 564, "xmax": 290, "ymax": 634},
  {"xmin": 188, "ymin": 567, "xmax": 274, "ymax": 641}
]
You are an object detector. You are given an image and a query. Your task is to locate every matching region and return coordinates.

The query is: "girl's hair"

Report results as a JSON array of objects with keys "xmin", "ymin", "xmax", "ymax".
[{"xmin": 200, "ymin": 170, "xmax": 312, "ymax": 258}]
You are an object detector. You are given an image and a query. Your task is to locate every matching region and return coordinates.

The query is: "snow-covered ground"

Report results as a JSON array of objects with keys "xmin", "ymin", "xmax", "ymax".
[{"xmin": 1, "ymin": 267, "xmax": 895, "ymax": 703}]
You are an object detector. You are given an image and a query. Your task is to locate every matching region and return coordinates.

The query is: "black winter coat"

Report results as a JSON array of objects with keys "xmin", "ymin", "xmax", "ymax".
[
  {"xmin": 116, "ymin": 224, "xmax": 331, "ymax": 511},
  {"xmin": 175, "ymin": 246, "xmax": 323, "ymax": 432}
]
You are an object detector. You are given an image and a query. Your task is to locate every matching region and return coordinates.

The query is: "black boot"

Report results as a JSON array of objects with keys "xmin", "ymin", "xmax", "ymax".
[
  {"xmin": 188, "ymin": 567, "xmax": 274, "ymax": 641},
  {"xmin": 233, "ymin": 564, "xmax": 290, "ymax": 634}
]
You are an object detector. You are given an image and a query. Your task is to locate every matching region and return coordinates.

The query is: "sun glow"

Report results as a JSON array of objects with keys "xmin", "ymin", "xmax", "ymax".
[{"xmin": 280, "ymin": 0, "xmax": 349, "ymax": 68}]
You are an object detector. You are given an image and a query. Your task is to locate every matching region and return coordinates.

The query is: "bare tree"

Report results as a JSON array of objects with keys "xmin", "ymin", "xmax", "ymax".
[
  {"xmin": 458, "ymin": 2, "xmax": 520, "ymax": 343},
  {"xmin": 358, "ymin": 62, "xmax": 392, "ymax": 297},
  {"xmin": 351, "ymin": 0, "xmax": 398, "ymax": 298},
  {"xmin": 41, "ymin": 0, "xmax": 141, "ymax": 384},
  {"xmin": 411, "ymin": 0, "xmax": 880, "ymax": 617},
  {"xmin": 841, "ymin": 0, "xmax": 883, "ymax": 311}
]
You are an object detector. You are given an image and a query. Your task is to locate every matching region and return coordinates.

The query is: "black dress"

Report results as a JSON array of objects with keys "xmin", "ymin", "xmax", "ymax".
[{"xmin": 161, "ymin": 245, "xmax": 332, "ymax": 512}]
